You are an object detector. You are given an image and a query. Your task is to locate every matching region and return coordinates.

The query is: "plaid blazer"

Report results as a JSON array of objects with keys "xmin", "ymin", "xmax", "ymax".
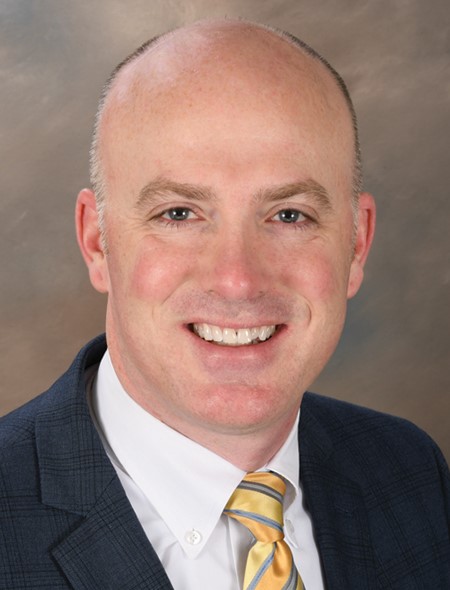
[{"xmin": 1, "ymin": 335, "xmax": 449, "ymax": 589}]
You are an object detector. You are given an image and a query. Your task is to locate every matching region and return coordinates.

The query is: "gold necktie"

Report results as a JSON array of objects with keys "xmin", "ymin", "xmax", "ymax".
[{"xmin": 224, "ymin": 471, "xmax": 304, "ymax": 590}]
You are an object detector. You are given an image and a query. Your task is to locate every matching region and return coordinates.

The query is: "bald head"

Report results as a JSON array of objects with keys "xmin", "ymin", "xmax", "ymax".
[
  {"xmin": 90, "ymin": 20, "xmax": 361, "ymax": 227},
  {"xmin": 76, "ymin": 19, "xmax": 376, "ymax": 450}
]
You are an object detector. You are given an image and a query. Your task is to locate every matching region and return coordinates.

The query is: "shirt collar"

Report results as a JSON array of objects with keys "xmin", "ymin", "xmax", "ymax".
[
  {"xmin": 264, "ymin": 410, "xmax": 300, "ymax": 509},
  {"xmin": 93, "ymin": 350, "xmax": 300, "ymax": 557}
]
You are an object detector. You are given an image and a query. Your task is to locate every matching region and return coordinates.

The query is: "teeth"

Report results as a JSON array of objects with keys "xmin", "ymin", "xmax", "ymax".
[
  {"xmin": 250, "ymin": 327, "xmax": 260, "ymax": 340},
  {"xmin": 193, "ymin": 323, "xmax": 276, "ymax": 346},
  {"xmin": 237, "ymin": 328, "xmax": 251, "ymax": 345},
  {"xmin": 223, "ymin": 328, "xmax": 237, "ymax": 345},
  {"xmin": 202, "ymin": 323, "xmax": 212, "ymax": 341},
  {"xmin": 211, "ymin": 325, "xmax": 222, "ymax": 342}
]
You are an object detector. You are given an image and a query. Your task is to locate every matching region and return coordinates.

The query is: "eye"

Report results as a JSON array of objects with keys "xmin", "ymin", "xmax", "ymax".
[
  {"xmin": 161, "ymin": 207, "xmax": 195, "ymax": 222},
  {"xmin": 272, "ymin": 209, "xmax": 307, "ymax": 223}
]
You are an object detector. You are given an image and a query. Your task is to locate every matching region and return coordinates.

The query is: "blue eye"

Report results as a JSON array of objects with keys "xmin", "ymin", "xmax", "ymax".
[
  {"xmin": 275, "ymin": 209, "xmax": 306, "ymax": 223},
  {"xmin": 162, "ymin": 207, "xmax": 193, "ymax": 221}
]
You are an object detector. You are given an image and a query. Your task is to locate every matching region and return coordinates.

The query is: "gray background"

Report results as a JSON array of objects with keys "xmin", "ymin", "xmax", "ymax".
[{"xmin": 1, "ymin": 0, "xmax": 449, "ymax": 460}]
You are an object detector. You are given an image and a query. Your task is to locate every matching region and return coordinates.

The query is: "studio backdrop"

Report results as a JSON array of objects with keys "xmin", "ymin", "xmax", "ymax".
[{"xmin": 1, "ymin": 0, "xmax": 449, "ymax": 460}]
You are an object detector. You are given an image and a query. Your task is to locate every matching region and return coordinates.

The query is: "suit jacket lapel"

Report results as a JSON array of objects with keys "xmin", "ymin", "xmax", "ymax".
[
  {"xmin": 35, "ymin": 336, "xmax": 174, "ymax": 590},
  {"xmin": 51, "ymin": 476, "xmax": 174, "ymax": 589},
  {"xmin": 299, "ymin": 393, "xmax": 377, "ymax": 590}
]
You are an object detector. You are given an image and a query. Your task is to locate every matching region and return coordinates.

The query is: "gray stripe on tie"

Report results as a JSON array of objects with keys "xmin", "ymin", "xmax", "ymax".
[{"xmin": 238, "ymin": 480, "xmax": 284, "ymax": 504}]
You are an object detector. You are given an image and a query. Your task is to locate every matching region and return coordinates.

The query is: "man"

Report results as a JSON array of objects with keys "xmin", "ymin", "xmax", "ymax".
[{"xmin": 1, "ymin": 18, "xmax": 449, "ymax": 589}]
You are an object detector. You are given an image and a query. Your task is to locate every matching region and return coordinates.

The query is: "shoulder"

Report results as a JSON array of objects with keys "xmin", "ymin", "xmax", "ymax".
[
  {"xmin": 301, "ymin": 391, "xmax": 450, "ymax": 488},
  {"xmin": 301, "ymin": 393, "xmax": 450, "ymax": 582},
  {"xmin": 302, "ymin": 390, "xmax": 440, "ymax": 449},
  {"xmin": 0, "ymin": 334, "xmax": 107, "ymax": 456}
]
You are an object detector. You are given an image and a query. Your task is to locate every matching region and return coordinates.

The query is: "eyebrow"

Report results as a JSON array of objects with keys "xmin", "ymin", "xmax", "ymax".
[
  {"xmin": 135, "ymin": 177, "xmax": 216, "ymax": 209},
  {"xmin": 135, "ymin": 176, "xmax": 332, "ymax": 211},
  {"xmin": 254, "ymin": 179, "xmax": 333, "ymax": 211}
]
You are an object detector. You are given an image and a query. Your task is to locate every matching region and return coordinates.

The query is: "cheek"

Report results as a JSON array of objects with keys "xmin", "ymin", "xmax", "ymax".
[
  {"xmin": 129, "ymin": 240, "xmax": 191, "ymax": 302},
  {"xmin": 279, "ymin": 242, "xmax": 351, "ymax": 304}
]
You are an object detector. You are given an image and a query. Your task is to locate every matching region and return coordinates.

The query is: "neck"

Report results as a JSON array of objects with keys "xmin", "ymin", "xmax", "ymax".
[
  {"xmin": 155, "ymin": 410, "xmax": 299, "ymax": 471},
  {"xmin": 105, "ymin": 345, "xmax": 300, "ymax": 471}
]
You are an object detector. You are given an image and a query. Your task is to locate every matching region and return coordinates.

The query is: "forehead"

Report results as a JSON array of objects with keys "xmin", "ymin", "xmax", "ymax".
[
  {"xmin": 99, "ymin": 23, "xmax": 354, "ymax": 194},
  {"xmin": 106, "ymin": 23, "xmax": 351, "ymax": 125}
]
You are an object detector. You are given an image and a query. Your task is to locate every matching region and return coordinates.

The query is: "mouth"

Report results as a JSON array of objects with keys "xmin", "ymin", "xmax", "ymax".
[{"xmin": 190, "ymin": 322, "xmax": 278, "ymax": 346}]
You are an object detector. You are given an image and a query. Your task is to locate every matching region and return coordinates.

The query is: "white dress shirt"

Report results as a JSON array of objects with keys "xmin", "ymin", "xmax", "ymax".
[{"xmin": 90, "ymin": 350, "xmax": 324, "ymax": 589}]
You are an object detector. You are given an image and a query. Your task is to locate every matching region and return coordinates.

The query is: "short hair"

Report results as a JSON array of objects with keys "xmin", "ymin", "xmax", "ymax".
[
  {"xmin": 90, "ymin": 21, "xmax": 362, "ymax": 234},
  {"xmin": 89, "ymin": 34, "xmax": 162, "ymax": 235}
]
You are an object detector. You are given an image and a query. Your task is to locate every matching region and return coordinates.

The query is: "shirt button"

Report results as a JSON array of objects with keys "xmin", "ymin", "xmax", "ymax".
[{"xmin": 185, "ymin": 529, "xmax": 202, "ymax": 545}]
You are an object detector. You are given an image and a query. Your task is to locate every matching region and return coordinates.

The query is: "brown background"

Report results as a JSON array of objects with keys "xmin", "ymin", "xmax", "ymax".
[{"xmin": 1, "ymin": 0, "xmax": 449, "ymax": 460}]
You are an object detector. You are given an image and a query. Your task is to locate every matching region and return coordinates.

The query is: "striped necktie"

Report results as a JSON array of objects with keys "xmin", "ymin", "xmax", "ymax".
[{"xmin": 224, "ymin": 471, "xmax": 304, "ymax": 590}]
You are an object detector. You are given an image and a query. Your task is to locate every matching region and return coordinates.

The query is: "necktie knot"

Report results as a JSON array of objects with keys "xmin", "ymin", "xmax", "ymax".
[
  {"xmin": 224, "ymin": 471, "xmax": 286, "ymax": 543},
  {"xmin": 224, "ymin": 471, "xmax": 304, "ymax": 589}
]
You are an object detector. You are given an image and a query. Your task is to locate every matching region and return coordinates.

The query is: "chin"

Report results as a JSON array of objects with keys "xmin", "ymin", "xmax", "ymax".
[{"xmin": 191, "ymin": 384, "xmax": 299, "ymax": 431}]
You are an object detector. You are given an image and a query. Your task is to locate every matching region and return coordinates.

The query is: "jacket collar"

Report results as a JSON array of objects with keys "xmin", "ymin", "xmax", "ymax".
[
  {"xmin": 34, "ymin": 335, "xmax": 174, "ymax": 589},
  {"xmin": 35, "ymin": 334, "xmax": 115, "ymax": 514},
  {"xmin": 299, "ymin": 392, "xmax": 377, "ymax": 589}
]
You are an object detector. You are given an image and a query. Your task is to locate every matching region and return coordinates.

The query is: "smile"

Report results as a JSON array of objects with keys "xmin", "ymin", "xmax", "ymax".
[{"xmin": 191, "ymin": 323, "xmax": 277, "ymax": 346}]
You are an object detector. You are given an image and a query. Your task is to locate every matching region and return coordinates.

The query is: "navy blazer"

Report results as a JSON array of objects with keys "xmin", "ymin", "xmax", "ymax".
[{"xmin": 1, "ymin": 335, "xmax": 449, "ymax": 589}]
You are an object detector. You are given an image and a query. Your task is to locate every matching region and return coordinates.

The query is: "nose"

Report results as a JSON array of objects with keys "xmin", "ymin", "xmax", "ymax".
[{"xmin": 200, "ymin": 226, "xmax": 270, "ymax": 300}]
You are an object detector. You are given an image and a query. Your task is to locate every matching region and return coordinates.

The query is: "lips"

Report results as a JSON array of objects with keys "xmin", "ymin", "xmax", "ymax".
[{"xmin": 192, "ymin": 323, "xmax": 277, "ymax": 346}]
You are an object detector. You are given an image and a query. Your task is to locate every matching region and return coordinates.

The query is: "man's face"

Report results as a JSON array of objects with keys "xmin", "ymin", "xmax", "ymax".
[{"xmin": 80, "ymin": 31, "xmax": 374, "ymax": 445}]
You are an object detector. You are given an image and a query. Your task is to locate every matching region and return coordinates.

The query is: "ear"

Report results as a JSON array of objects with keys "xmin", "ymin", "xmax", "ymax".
[
  {"xmin": 75, "ymin": 188, "xmax": 109, "ymax": 293},
  {"xmin": 347, "ymin": 192, "xmax": 376, "ymax": 298}
]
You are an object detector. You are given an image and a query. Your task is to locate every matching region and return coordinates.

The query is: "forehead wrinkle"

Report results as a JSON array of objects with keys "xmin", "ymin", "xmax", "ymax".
[
  {"xmin": 135, "ymin": 176, "xmax": 217, "ymax": 209},
  {"xmin": 254, "ymin": 179, "xmax": 333, "ymax": 211}
]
